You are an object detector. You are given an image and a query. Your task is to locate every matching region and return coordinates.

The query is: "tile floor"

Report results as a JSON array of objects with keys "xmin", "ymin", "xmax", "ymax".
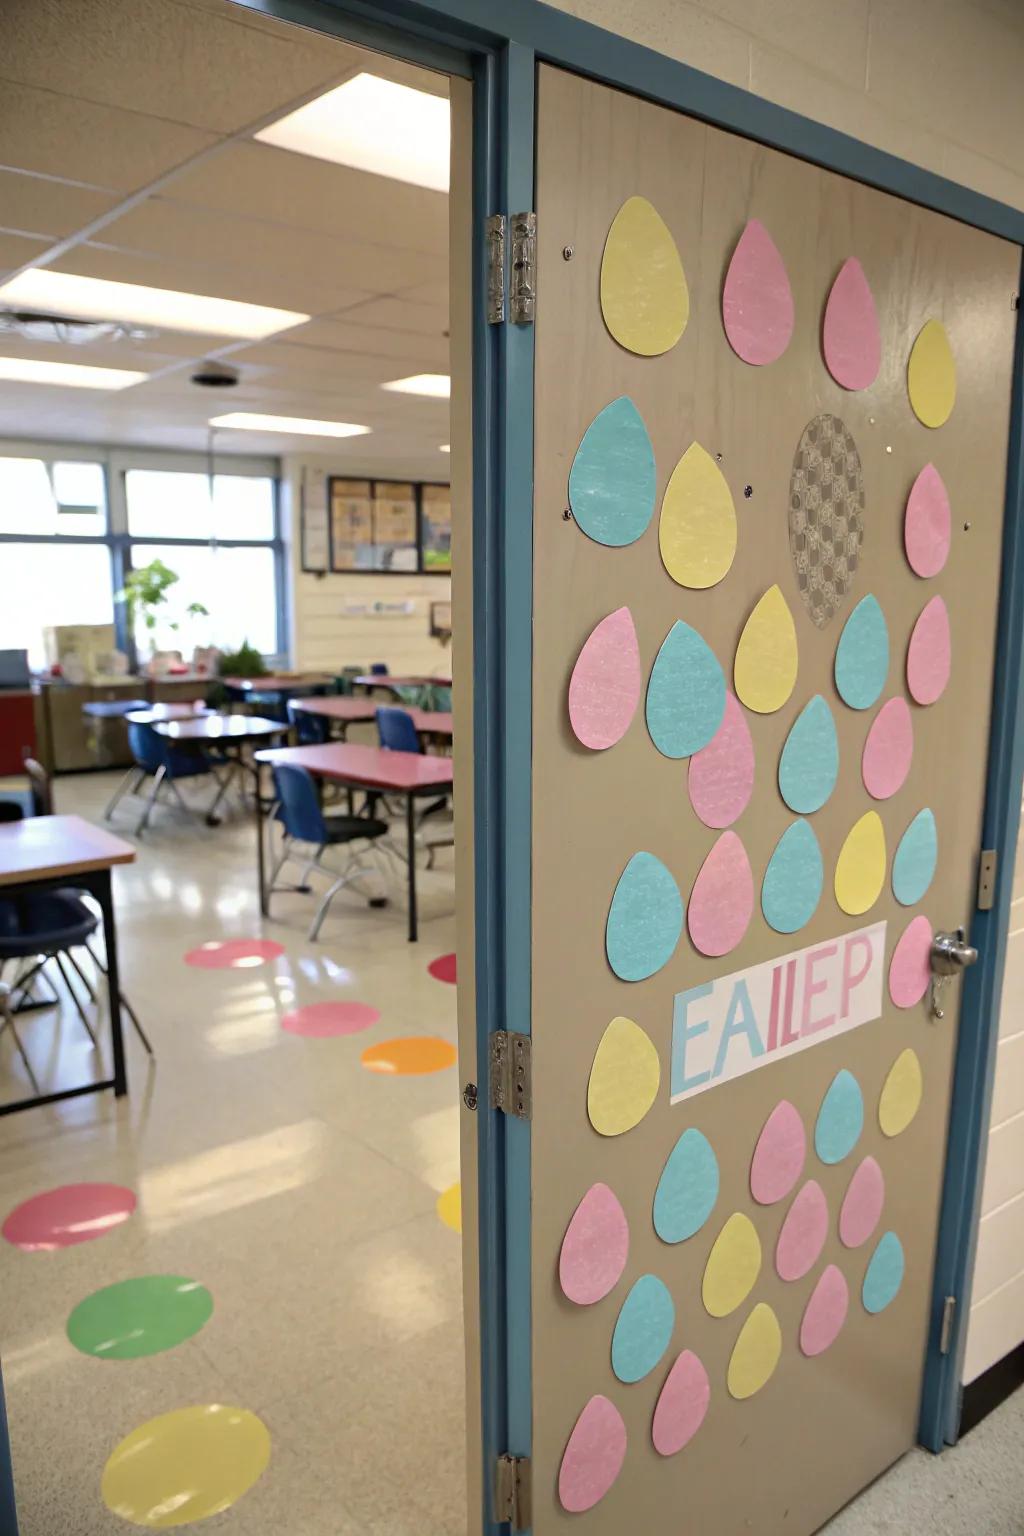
[{"xmin": 0, "ymin": 766, "xmax": 465, "ymax": 1534}]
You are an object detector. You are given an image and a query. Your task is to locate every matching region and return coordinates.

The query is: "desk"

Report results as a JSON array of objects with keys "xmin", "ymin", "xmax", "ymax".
[
  {"xmin": 0, "ymin": 815, "xmax": 135, "ymax": 1116},
  {"xmin": 289, "ymin": 697, "xmax": 453, "ymax": 746},
  {"xmin": 155, "ymin": 715, "xmax": 288, "ymax": 838},
  {"xmin": 351, "ymin": 674, "xmax": 451, "ymax": 697},
  {"xmin": 255, "ymin": 743, "xmax": 454, "ymax": 941},
  {"xmin": 126, "ymin": 703, "xmax": 211, "ymax": 726}
]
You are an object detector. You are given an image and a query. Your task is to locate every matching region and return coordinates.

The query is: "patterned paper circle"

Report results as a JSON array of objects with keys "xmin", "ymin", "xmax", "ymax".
[{"xmin": 789, "ymin": 414, "xmax": 865, "ymax": 629}]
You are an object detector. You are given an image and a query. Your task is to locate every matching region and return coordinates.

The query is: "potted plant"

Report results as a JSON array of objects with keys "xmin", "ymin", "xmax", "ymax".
[{"xmin": 117, "ymin": 559, "xmax": 208, "ymax": 665}]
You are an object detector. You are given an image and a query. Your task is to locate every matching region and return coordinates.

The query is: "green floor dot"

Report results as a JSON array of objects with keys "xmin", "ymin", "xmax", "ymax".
[{"xmin": 67, "ymin": 1275, "xmax": 213, "ymax": 1360}]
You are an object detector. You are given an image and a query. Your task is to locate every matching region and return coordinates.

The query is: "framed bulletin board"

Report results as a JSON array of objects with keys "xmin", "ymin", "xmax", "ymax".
[{"xmin": 327, "ymin": 476, "xmax": 452, "ymax": 575}]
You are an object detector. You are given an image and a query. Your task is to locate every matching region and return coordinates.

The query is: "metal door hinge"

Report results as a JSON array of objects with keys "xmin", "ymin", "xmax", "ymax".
[
  {"xmin": 486, "ymin": 213, "xmax": 506, "ymax": 324},
  {"xmin": 509, "ymin": 212, "xmax": 537, "ymax": 325},
  {"xmin": 977, "ymin": 849, "xmax": 997, "ymax": 911},
  {"xmin": 489, "ymin": 1031, "xmax": 532, "ymax": 1119},
  {"xmin": 494, "ymin": 1454, "xmax": 531, "ymax": 1530},
  {"xmin": 940, "ymin": 1295, "xmax": 957, "ymax": 1355}
]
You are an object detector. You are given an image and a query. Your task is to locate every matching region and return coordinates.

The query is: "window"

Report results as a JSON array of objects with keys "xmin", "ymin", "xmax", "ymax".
[
  {"xmin": 126, "ymin": 470, "xmax": 275, "ymax": 541},
  {"xmin": 0, "ymin": 456, "xmax": 106, "ymax": 537},
  {"xmin": 0, "ymin": 545, "xmax": 114, "ymax": 670}
]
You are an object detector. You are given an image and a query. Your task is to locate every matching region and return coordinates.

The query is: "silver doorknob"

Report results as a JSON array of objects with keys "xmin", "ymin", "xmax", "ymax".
[{"xmin": 931, "ymin": 928, "xmax": 979, "ymax": 976}]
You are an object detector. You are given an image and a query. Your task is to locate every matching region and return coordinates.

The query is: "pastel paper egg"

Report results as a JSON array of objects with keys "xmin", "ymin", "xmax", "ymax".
[
  {"xmin": 907, "ymin": 595, "xmax": 951, "ymax": 706},
  {"xmin": 823, "ymin": 257, "xmax": 881, "ymax": 391},
  {"xmin": 889, "ymin": 915, "xmax": 932, "ymax": 1008},
  {"xmin": 611, "ymin": 1274, "xmax": 675, "ymax": 1383},
  {"xmin": 734, "ymin": 585, "xmax": 798, "ymax": 714},
  {"xmin": 815, "ymin": 1069, "xmax": 864, "ymax": 1165},
  {"xmin": 908, "ymin": 319, "xmax": 956, "ymax": 429},
  {"xmin": 653, "ymin": 1128, "xmax": 719, "ymax": 1244},
  {"xmin": 659, "ymin": 442, "xmax": 737, "ymax": 589},
  {"xmin": 722, "ymin": 219, "xmax": 794, "ymax": 366},
  {"xmin": 558, "ymin": 1394, "xmax": 627, "ymax": 1513},
  {"xmin": 839, "ymin": 1156, "xmax": 885, "ymax": 1248},
  {"xmin": 789, "ymin": 413, "xmax": 866, "ymax": 629},
  {"xmin": 800, "ymin": 1265, "xmax": 849, "ymax": 1357},
  {"xmin": 835, "ymin": 810, "xmax": 886, "ymax": 916},
  {"xmin": 775, "ymin": 1178, "xmax": 828, "ymax": 1281},
  {"xmin": 587, "ymin": 1016, "xmax": 660, "ymax": 1137},
  {"xmin": 646, "ymin": 620, "xmax": 726, "ymax": 759},
  {"xmin": 568, "ymin": 607, "xmax": 642, "ymax": 750},
  {"xmin": 862, "ymin": 697, "xmax": 913, "ymax": 800},
  {"xmin": 568, "ymin": 396, "xmax": 657, "ymax": 547},
  {"xmin": 652, "ymin": 1349, "xmax": 710, "ymax": 1456},
  {"xmin": 879, "ymin": 1047, "xmax": 923, "ymax": 1137},
  {"xmin": 688, "ymin": 830, "xmax": 754, "ymax": 957},
  {"xmin": 702, "ymin": 1212, "xmax": 762, "ymax": 1318},
  {"xmin": 750, "ymin": 1100, "xmax": 806, "ymax": 1206},
  {"xmin": 601, "ymin": 196, "xmax": 689, "ymax": 357},
  {"xmin": 688, "ymin": 691, "xmax": 754, "ymax": 830},
  {"xmin": 863, "ymin": 1231, "xmax": 905, "ymax": 1314},
  {"xmin": 762, "ymin": 819, "xmax": 823, "ymax": 934},
  {"xmin": 606, "ymin": 851, "xmax": 683, "ymax": 982},
  {"xmin": 892, "ymin": 809, "xmax": 937, "ymax": 905},
  {"xmin": 778, "ymin": 695, "xmax": 839, "ymax": 814},
  {"xmin": 559, "ymin": 1183, "xmax": 629, "ymax": 1305},
  {"xmin": 835, "ymin": 594, "xmax": 889, "ymax": 710},
  {"xmin": 904, "ymin": 463, "xmax": 951, "ymax": 577},
  {"xmin": 727, "ymin": 1302, "xmax": 782, "ymax": 1400}
]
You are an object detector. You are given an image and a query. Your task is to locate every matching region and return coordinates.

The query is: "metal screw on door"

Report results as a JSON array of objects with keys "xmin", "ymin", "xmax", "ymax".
[{"xmin": 929, "ymin": 927, "xmax": 979, "ymax": 1018}]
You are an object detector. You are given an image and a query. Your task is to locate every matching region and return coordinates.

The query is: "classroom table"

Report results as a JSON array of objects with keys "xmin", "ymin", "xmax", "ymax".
[
  {"xmin": 0, "ymin": 815, "xmax": 135, "ymax": 1116},
  {"xmin": 254, "ymin": 742, "xmax": 454, "ymax": 941},
  {"xmin": 351, "ymin": 674, "xmax": 452, "ymax": 697},
  {"xmin": 125, "ymin": 703, "xmax": 212, "ymax": 726},
  {"xmin": 154, "ymin": 715, "xmax": 289, "ymax": 827},
  {"xmin": 289, "ymin": 696, "xmax": 453, "ymax": 745},
  {"xmin": 223, "ymin": 674, "xmax": 334, "ymax": 711}
]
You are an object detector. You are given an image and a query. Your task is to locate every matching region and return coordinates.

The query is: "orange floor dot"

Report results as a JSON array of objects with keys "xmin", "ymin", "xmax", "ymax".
[{"xmin": 361, "ymin": 1036, "xmax": 457, "ymax": 1076}]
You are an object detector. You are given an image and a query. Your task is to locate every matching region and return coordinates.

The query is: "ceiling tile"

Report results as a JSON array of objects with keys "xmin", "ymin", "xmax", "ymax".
[
  {"xmin": 278, "ymin": 317, "xmax": 449, "ymax": 367},
  {"xmin": 0, "ymin": 231, "xmax": 50, "ymax": 278},
  {"xmin": 0, "ymin": 170, "xmax": 118, "ymax": 240},
  {"xmin": 339, "ymin": 296, "xmax": 449, "ymax": 336}
]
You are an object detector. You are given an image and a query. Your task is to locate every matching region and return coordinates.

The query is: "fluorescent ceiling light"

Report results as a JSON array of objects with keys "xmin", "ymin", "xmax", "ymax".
[
  {"xmin": 0, "ymin": 269, "xmax": 308, "ymax": 340},
  {"xmin": 439, "ymin": 443, "xmax": 451, "ymax": 453},
  {"xmin": 257, "ymin": 72, "xmax": 449, "ymax": 193},
  {"xmin": 210, "ymin": 412, "xmax": 371, "ymax": 440},
  {"xmin": 381, "ymin": 373, "xmax": 450, "ymax": 398},
  {"xmin": 0, "ymin": 356, "xmax": 147, "ymax": 390}
]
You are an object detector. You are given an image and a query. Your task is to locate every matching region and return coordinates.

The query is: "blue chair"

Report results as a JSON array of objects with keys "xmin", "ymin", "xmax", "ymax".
[
  {"xmin": 267, "ymin": 764, "xmax": 389, "ymax": 940},
  {"xmin": 370, "ymin": 662, "xmax": 389, "ymax": 675},
  {"xmin": 287, "ymin": 699, "xmax": 329, "ymax": 746},
  {"xmin": 375, "ymin": 708, "xmax": 453, "ymax": 866},
  {"xmin": 104, "ymin": 721, "xmax": 228, "ymax": 835}
]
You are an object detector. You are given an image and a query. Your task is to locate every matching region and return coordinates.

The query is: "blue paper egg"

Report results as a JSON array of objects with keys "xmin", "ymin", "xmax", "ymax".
[
  {"xmin": 606, "ymin": 851, "xmax": 683, "ymax": 982},
  {"xmin": 762, "ymin": 820, "xmax": 823, "ymax": 934},
  {"xmin": 568, "ymin": 396, "xmax": 656, "ymax": 547},
  {"xmin": 611, "ymin": 1274, "xmax": 675, "ymax": 1383},
  {"xmin": 892, "ymin": 809, "xmax": 937, "ymax": 906},
  {"xmin": 835, "ymin": 594, "xmax": 889, "ymax": 710},
  {"xmin": 862, "ymin": 1232, "xmax": 905, "ymax": 1314},
  {"xmin": 778, "ymin": 695, "xmax": 838, "ymax": 814},
  {"xmin": 815, "ymin": 1069, "xmax": 864, "ymax": 1165},
  {"xmin": 653, "ymin": 1128, "xmax": 719, "ymax": 1243},
  {"xmin": 646, "ymin": 621, "xmax": 726, "ymax": 759}
]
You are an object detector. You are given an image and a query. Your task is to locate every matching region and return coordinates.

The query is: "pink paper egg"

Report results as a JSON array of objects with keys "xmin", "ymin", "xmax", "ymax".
[
  {"xmin": 800, "ymin": 1264, "xmax": 849, "ymax": 1357},
  {"xmin": 889, "ymin": 914, "xmax": 932, "ymax": 1008},
  {"xmin": 688, "ymin": 830, "xmax": 754, "ymax": 958},
  {"xmin": 569, "ymin": 606, "xmax": 642, "ymax": 750},
  {"xmin": 862, "ymin": 697, "xmax": 913, "ymax": 800},
  {"xmin": 558, "ymin": 1395, "xmax": 627, "ymax": 1513},
  {"xmin": 750, "ymin": 1100, "xmax": 806, "ymax": 1206},
  {"xmin": 823, "ymin": 257, "xmax": 881, "ymax": 391},
  {"xmin": 722, "ymin": 219, "xmax": 794, "ymax": 366},
  {"xmin": 688, "ymin": 691, "xmax": 755, "ymax": 829},
  {"xmin": 839, "ymin": 1156, "xmax": 885, "ymax": 1248},
  {"xmin": 775, "ymin": 1179, "xmax": 828, "ymax": 1282},
  {"xmin": 652, "ymin": 1349, "xmax": 710, "ymax": 1457},
  {"xmin": 907, "ymin": 596, "xmax": 951, "ymax": 706},
  {"xmin": 559, "ymin": 1183, "xmax": 629, "ymax": 1305},
  {"xmin": 904, "ymin": 464, "xmax": 951, "ymax": 578}
]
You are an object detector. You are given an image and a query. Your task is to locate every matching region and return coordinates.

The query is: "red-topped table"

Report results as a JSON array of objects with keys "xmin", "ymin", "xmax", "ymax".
[
  {"xmin": 289, "ymin": 696, "xmax": 453, "ymax": 745},
  {"xmin": 125, "ymin": 703, "xmax": 212, "ymax": 726},
  {"xmin": 351, "ymin": 674, "xmax": 452, "ymax": 697},
  {"xmin": 255, "ymin": 742, "xmax": 454, "ymax": 941}
]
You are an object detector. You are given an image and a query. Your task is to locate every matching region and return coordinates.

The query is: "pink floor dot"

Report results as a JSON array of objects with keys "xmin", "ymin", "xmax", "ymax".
[
  {"xmin": 280, "ymin": 1001, "xmax": 380, "ymax": 1038},
  {"xmin": 428, "ymin": 952, "xmax": 457, "ymax": 985},
  {"xmin": 3, "ymin": 1183, "xmax": 137, "ymax": 1252},
  {"xmin": 184, "ymin": 939, "xmax": 285, "ymax": 970}
]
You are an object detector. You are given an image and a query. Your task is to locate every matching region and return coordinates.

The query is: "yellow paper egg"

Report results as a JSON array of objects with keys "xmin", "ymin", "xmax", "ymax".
[
  {"xmin": 659, "ymin": 443, "xmax": 737, "ymax": 589},
  {"xmin": 702, "ymin": 1211, "xmax": 762, "ymax": 1318},
  {"xmin": 879, "ymin": 1047, "xmax": 923, "ymax": 1137},
  {"xmin": 587, "ymin": 1016, "xmax": 661, "ymax": 1137},
  {"xmin": 908, "ymin": 319, "xmax": 956, "ymax": 429},
  {"xmin": 734, "ymin": 585, "xmax": 798, "ymax": 713},
  {"xmin": 600, "ymin": 196, "xmax": 689, "ymax": 357},
  {"xmin": 727, "ymin": 1303, "xmax": 782, "ymax": 1400},
  {"xmin": 436, "ymin": 1182, "xmax": 462, "ymax": 1233},
  {"xmin": 834, "ymin": 810, "xmax": 886, "ymax": 916}
]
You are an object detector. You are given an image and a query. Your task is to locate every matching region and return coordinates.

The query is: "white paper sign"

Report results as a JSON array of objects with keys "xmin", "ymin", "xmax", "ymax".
[{"xmin": 670, "ymin": 921, "xmax": 886, "ymax": 1106}]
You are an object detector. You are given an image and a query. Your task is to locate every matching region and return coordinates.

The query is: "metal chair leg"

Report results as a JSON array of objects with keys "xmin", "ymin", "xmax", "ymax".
[
  {"xmin": 205, "ymin": 762, "xmax": 237, "ymax": 825},
  {"xmin": 64, "ymin": 948, "xmax": 98, "ymax": 1002},
  {"xmin": 83, "ymin": 941, "xmax": 154, "ymax": 1057},
  {"xmin": 136, "ymin": 766, "xmax": 166, "ymax": 835},
  {"xmin": 105, "ymin": 766, "xmax": 144, "ymax": 822},
  {"xmin": 0, "ymin": 984, "xmax": 39, "ymax": 1094},
  {"xmin": 52, "ymin": 953, "xmax": 98, "ymax": 1045}
]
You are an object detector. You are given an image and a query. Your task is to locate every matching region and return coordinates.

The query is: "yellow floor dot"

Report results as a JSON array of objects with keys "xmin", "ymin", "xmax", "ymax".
[{"xmin": 101, "ymin": 1404, "xmax": 270, "ymax": 1528}]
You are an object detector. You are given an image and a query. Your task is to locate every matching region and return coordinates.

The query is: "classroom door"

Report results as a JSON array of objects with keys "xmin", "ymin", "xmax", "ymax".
[{"xmin": 527, "ymin": 64, "xmax": 1019, "ymax": 1534}]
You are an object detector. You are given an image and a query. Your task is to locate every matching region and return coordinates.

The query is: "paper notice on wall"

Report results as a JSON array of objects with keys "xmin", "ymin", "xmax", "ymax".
[{"xmin": 670, "ymin": 921, "xmax": 886, "ymax": 1106}]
